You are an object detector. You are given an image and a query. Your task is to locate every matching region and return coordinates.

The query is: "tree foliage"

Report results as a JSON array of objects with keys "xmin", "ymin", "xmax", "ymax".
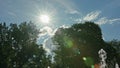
[
  {"xmin": 53, "ymin": 22, "xmax": 119, "ymax": 68},
  {"xmin": 107, "ymin": 40, "xmax": 120, "ymax": 67},
  {"xmin": 0, "ymin": 21, "xmax": 119, "ymax": 68},
  {"xmin": 0, "ymin": 22, "xmax": 51, "ymax": 68}
]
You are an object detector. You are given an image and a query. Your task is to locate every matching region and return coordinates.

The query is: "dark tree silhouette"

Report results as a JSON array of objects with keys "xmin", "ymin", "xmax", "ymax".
[
  {"xmin": 0, "ymin": 22, "xmax": 51, "ymax": 68},
  {"xmin": 53, "ymin": 22, "xmax": 118, "ymax": 68},
  {"xmin": 0, "ymin": 21, "xmax": 119, "ymax": 68},
  {"xmin": 107, "ymin": 40, "xmax": 120, "ymax": 67}
]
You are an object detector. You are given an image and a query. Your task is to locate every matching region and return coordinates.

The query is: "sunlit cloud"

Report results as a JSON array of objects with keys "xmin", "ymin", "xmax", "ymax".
[
  {"xmin": 39, "ymin": 26, "xmax": 53, "ymax": 37},
  {"xmin": 83, "ymin": 11, "xmax": 101, "ymax": 21},
  {"xmin": 42, "ymin": 37, "xmax": 55, "ymax": 55},
  {"xmin": 40, "ymin": 25, "xmax": 69, "ymax": 54},
  {"xmin": 74, "ymin": 11, "xmax": 101, "ymax": 23},
  {"xmin": 109, "ymin": 18, "xmax": 120, "ymax": 23},
  {"xmin": 96, "ymin": 17, "xmax": 108, "ymax": 25},
  {"xmin": 74, "ymin": 18, "xmax": 83, "ymax": 23},
  {"xmin": 42, "ymin": 35, "xmax": 58, "ymax": 63},
  {"xmin": 96, "ymin": 17, "xmax": 120, "ymax": 25},
  {"xmin": 43, "ymin": 38, "xmax": 58, "ymax": 53},
  {"xmin": 41, "ymin": 25, "xmax": 69, "ymax": 51},
  {"xmin": 41, "ymin": 25, "xmax": 71, "ymax": 62},
  {"xmin": 60, "ymin": 25, "xmax": 70, "ymax": 28},
  {"xmin": 75, "ymin": 10, "xmax": 120, "ymax": 25},
  {"xmin": 37, "ymin": 26, "xmax": 57, "ymax": 62},
  {"xmin": 65, "ymin": 10, "xmax": 80, "ymax": 14}
]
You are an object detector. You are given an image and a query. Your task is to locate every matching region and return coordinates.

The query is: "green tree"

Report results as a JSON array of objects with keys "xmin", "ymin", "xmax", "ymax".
[
  {"xmin": 108, "ymin": 40, "xmax": 120, "ymax": 67},
  {"xmin": 53, "ymin": 22, "xmax": 118, "ymax": 68},
  {"xmin": 0, "ymin": 22, "xmax": 51, "ymax": 68}
]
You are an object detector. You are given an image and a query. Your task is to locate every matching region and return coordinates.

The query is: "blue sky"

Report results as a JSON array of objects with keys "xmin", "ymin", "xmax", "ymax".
[{"xmin": 0, "ymin": 0, "xmax": 120, "ymax": 41}]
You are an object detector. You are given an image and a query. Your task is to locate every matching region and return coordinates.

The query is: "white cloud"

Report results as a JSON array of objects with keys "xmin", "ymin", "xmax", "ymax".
[
  {"xmin": 43, "ymin": 37, "xmax": 58, "ymax": 53},
  {"xmin": 96, "ymin": 17, "xmax": 120, "ymax": 25},
  {"xmin": 74, "ymin": 18, "xmax": 83, "ymax": 23},
  {"xmin": 39, "ymin": 26, "xmax": 53, "ymax": 37},
  {"xmin": 69, "ymin": 10, "xmax": 79, "ymax": 14},
  {"xmin": 37, "ymin": 26, "xmax": 59, "ymax": 53},
  {"xmin": 74, "ymin": 11, "xmax": 101, "ymax": 23},
  {"xmin": 40, "ymin": 25, "xmax": 69, "ymax": 54},
  {"xmin": 109, "ymin": 18, "xmax": 120, "ymax": 24},
  {"xmin": 41, "ymin": 25, "xmax": 69, "ymax": 53},
  {"xmin": 43, "ymin": 36, "xmax": 58, "ymax": 63},
  {"xmin": 37, "ymin": 26, "xmax": 59, "ymax": 63},
  {"xmin": 66, "ymin": 10, "xmax": 80, "ymax": 14},
  {"xmin": 60, "ymin": 25, "xmax": 70, "ymax": 28},
  {"xmin": 37, "ymin": 26, "xmax": 54, "ymax": 44},
  {"xmin": 96, "ymin": 17, "xmax": 108, "ymax": 25},
  {"xmin": 42, "ymin": 25, "xmax": 70, "ymax": 62},
  {"xmin": 83, "ymin": 11, "xmax": 101, "ymax": 21},
  {"xmin": 74, "ymin": 10, "xmax": 120, "ymax": 25}
]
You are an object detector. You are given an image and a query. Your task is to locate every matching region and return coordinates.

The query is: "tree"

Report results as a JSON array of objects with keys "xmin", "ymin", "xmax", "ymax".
[
  {"xmin": 0, "ymin": 22, "xmax": 51, "ymax": 68},
  {"xmin": 107, "ymin": 40, "xmax": 120, "ymax": 67},
  {"xmin": 53, "ymin": 22, "xmax": 118, "ymax": 68}
]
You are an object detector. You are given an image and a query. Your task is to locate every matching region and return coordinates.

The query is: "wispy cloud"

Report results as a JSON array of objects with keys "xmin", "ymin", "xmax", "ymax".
[
  {"xmin": 38, "ymin": 26, "xmax": 57, "ymax": 53},
  {"xmin": 75, "ymin": 10, "xmax": 120, "ymax": 25},
  {"xmin": 66, "ymin": 10, "xmax": 80, "ymax": 14},
  {"xmin": 39, "ymin": 26, "xmax": 53, "ymax": 37},
  {"xmin": 43, "ymin": 38, "xmax": 56, "ymax": 53},
  {"xmin": 83, "ymin": 11, "xmax": 101, "ymax": 21},
  {"xmin": 96, "ymin": 17, "xmax": 120, "ymax": 25},
  {"xmin": 38, "ymin": 25, "xmax": 69, "ymax": 54},
  {"xmin": 39, "ymin": 27, "xmax": 60, "ymax": 63},
  {"xmin": 41, "ymin": 37, "xmax": 57, "ymax": 63},
  {"xmin": 75, "ymin": 11, "xmax": 101, "ymax": 23},
  {"xmin": 53, "ymin": 0, "xmax": 79, "ymax": 14},
  {"xmin": 109, "ymin": 18, "xmax": 120, "ymax": 23},
  {"xmin": 41, "ymin": 25, "xmax": 70, "ymax": 62},
  {"xmin": 7, "ymin": 12, "xmax": 17, "ymax": 17},
  {"xmin": 96, "ymin": 17, "xmax": 108, "ymax": 25}
]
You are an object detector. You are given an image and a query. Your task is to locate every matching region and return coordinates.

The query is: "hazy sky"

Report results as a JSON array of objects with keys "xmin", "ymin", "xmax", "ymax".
[{"xmin": 0, "ymin": 0, "xmax": 120, "ymax": 41}]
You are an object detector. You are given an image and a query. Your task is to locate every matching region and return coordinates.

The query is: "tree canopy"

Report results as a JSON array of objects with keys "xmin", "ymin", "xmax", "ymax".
[
  {"xmin": 0, "ymin": 21, "xmax": 119, "ymax": 68},
  {"xmin": 53, "ymin": 22, "xmax": 119, "ymax": 68},
  {"xmin": 0, "ymin": 22, "xmax": 51, "ymax": 68}
]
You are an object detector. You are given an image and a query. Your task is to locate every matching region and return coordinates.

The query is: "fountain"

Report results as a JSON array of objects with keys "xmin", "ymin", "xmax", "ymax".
[
  {"xmin": 98, "ymin": 49, "xmax": 119, "ymax": 68},
  {"xmin": 98, "ymin": 49, "xmax": 107, "ymax": 68},
  {"xmin": 115, "ymin": 63, "xmax": 119, "ymax": 68}
]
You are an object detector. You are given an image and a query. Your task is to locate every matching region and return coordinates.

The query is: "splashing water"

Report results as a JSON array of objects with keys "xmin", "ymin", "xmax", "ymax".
[
  {"xmin": 98, "ymin": 49, "xmax": 107, "ymax": 68},
  {"xmin": 115, "ymin": 63, "xmax": 119, "ymax": 68},
  {"xmin": 47, "ymin": 66, "xmax": 50, "ymax": 68},
  {"xmin": 98, "ymin": 49, "xmax": 119, "ymax": 68}
]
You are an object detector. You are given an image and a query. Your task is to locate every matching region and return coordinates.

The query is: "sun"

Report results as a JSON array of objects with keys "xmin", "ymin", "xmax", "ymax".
[{"xmin": 40, "ymin": 15, "xmax": 50, "ymax": 23}]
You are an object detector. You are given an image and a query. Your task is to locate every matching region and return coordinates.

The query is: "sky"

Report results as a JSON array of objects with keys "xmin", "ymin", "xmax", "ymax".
[{"xmin": 0, "ymin": 0, "xmax": 120, "ymax": 42}]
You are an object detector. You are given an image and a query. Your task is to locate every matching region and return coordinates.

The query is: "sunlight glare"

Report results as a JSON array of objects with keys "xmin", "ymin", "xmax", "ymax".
[{"xmin": 40, "ymin": 15, "xmax": 50, "ymax": 23}]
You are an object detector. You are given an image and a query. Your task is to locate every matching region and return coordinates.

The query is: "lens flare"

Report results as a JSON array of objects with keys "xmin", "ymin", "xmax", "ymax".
[{"xmin": 63, "ymin": 36, "xmax": 73, "ymax": 48}]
